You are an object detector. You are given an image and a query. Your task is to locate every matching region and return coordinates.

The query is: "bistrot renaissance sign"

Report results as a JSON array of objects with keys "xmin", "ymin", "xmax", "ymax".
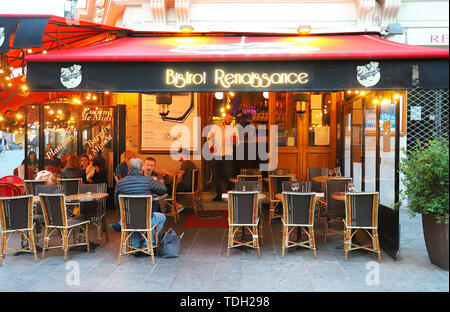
[{"xmin": 27, "ymin": 60, "xmax": 416, "ymax": 92}]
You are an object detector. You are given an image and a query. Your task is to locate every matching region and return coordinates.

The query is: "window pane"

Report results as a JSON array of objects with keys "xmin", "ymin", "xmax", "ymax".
[
  {"xmin": 275, "ymin": 92, "xmax": 297, "ymax": 147},
  {"xmin": 309, "ymin": 93, "xmax": 331, "ymax": 147}
]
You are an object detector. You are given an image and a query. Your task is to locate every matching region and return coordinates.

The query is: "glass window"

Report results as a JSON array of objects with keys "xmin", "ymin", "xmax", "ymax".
[
  {"xmin": 274, "ymin": 92, "xmax": 297, "ymax": 147},
  {"xmin": 364, "ymin": 97, "xmax": 377, "ymax": 192},
  {"xmin": 309, "ymin": 93, "xmax": 331, "ymax": 147}
]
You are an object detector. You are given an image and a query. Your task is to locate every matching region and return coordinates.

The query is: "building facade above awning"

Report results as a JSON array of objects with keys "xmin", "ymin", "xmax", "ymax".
[{"xmin": 25, "ymin": 34, "xmax": 449, "ymax": 92}]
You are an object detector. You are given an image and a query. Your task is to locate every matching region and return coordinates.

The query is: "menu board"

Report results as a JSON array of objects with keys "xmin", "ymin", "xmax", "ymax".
[{"xmin": 140, "ymin": 93, "xmax": 198, "ymax": 152}]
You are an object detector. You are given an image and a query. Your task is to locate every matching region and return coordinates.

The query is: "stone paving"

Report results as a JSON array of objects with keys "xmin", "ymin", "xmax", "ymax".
[{"xmin": 0, "ymin": 196, "xmax": 448, "ymax": 292}]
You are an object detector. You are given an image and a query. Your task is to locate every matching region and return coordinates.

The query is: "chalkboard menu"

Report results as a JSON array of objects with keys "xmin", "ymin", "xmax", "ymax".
[{"xmin": 140, "ymin": 93, "xmax": 198, "ymax": 153}]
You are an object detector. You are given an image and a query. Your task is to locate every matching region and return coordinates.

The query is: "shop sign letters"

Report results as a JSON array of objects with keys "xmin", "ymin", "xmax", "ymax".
[{"xmin": 166, "ymin": 68, "xmax": 309, "ymax": 89}]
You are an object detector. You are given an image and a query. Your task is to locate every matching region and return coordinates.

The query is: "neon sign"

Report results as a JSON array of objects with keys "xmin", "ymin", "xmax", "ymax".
[{"xmin": 165, "ymin": 68, "xmax": 309, "ymax": 89}]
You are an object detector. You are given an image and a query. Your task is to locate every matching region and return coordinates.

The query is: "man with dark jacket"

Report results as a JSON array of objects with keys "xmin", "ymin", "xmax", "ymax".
[{"xmin": 109, "ymin": 158, "xmax": 167, "ymax": 252}]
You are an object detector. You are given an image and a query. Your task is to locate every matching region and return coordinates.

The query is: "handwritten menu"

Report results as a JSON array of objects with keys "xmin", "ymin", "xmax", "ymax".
[{"xmin": 141, "ymin": 93, "xmax": 198, "ymax": 152}]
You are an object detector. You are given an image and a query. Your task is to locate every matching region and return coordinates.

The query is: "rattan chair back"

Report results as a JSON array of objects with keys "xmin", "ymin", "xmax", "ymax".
[
  {"xmin": 326, "ymin": 177, "xmax": 352, "ymax": 213},
  {"xmin": 281, "ymin": 192, "xmax": 316, "ymax": 226},
  {"xmin": 308, "ymin": 167, "xmax": 328, "ymax": 192},
  {"xmin": 35, "ymin": 185, "xmax": 63, "ymax": 195},
  {"xmin": 235, "ymin": 181, "xmax": 263, "ymax": 192},
  {"xmin": 345, "ymin": 192, "xmax": 379, "ymax": 228},
  {"xmin": 227, "ymin": 191, "xmax": 259, "ymax": 225},
  {"xmin": 39, "ymin": 194, "xmax": 67, "ymax": 227},
  {"xmin": 0, "ymin": 195, "xmax": 34, "ymax": 231},
  {"xmin": 57, "ymin": 178, "xmax": 82, "ymax": 196},
  {"xmin": 119, "ymin": 195, "xmax": 153, "ymax": 230},
  {"xmin": 24, "ymin": 180, "xmax": 48, "ymax": 195},
  {"xmin": 282, "ymin": 181, "xmax": 312, "ymax": 192}
]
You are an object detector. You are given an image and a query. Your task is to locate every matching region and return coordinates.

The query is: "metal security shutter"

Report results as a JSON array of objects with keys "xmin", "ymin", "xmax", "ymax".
[{"xmin": 407, "ymin": 88, "xmax": 449, "ymax": 150}]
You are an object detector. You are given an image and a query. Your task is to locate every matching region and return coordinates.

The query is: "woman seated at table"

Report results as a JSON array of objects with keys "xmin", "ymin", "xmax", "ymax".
[
  {"xmin": 13, "ymin": 159, "xmax": 35, "ymax": 180},
  {"xmin": 61, "ymin": 154, "xmax": 86, "ymax": 182}
]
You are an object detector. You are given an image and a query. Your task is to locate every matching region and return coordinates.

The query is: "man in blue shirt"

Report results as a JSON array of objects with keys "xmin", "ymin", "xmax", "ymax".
[
  {"xmin": 115, "ymin": 150, "xmax": 136, "ymax": 179},
  {"xmin": 110, "ymin": 158, "xmax": 167, "ymax": 255}
]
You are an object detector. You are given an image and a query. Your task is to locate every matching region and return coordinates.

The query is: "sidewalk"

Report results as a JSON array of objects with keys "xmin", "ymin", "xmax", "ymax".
[
  {"xmin": 0, "ymin": 200, "xmax": 448, "ymax": 292},
  {"xmin": 0, "ymin": 149, "xmax": 24, "ymax": 178}
]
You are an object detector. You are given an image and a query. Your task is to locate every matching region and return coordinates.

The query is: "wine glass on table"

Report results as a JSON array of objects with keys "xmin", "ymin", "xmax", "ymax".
[{"xmin": 291, "ymin": 181, "xmax": 300, "ymax": 192}]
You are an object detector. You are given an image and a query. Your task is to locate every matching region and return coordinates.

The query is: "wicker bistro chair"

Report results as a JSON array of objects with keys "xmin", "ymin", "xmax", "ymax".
[
  {"xmin": 236, "ymin": 174, "xmax": 263, "ymax": 182},
  {"xmin": 39, "ymin": 194, "xmax": 90, "ymax": 261},
  {"xmin": 118, "ymin": 195, "xmax": 159, "ymax": 265},
  {"xmin": 240, "ymin": 168, "xmax": 261, "ymax": 175},
  {"xmin": 0, "ymin": 195, "xmax": 38, "ymax": 266},
  {"xmin": 235, "ymin": 181, "xmax": 263, "ymax": 192},
  {"xmin": 78, "ymin": 183, "xmax": 108, "ymax": 242},
  {"xmin": 281, "ymin": 192, "xmax": 317, "ymax": 258},
  {"xmin": 227, "ymin": 191, "xmax": 262, "ymax": 258},
  {"xmin": 282, "ymin": 181, "xmax": 312, "ymax": 193},
  {"xmin": 165, "ymin": 174, "xmax": 180, "ymax": 223},
  {"xmin": 321, "ymin": 177, "xmax": 353, "ymax": 242},
  {"xmin": 308, "ymin": 168, "xmax": 328, "ymax": 192},
  {"xmin": 344, "ymin": 192, "xmax": 381, "ymax": 262},
  {"xmin": 24, "ymin": 180, "xmax": 48, "ymax": 196},
  {"xmin": 268, "ymin": 174, "xmax": 295, "ymax": 224},
  {"xmin": 176, "ymin": 169, "xmax": 201, "ymax": 215},
  {"xmin": 57, "ymin": 178, "xmax": 82, "ymax": 214},
  {"xmin": 0, "ymin": 182, "xmax": 22, "ymax": 197}
]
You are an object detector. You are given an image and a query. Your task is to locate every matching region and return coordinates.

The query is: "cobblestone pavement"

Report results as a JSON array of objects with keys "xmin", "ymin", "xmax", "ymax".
[{"xmin": 0, "ymin": 197, "xmax": 448, "ymax": 292}]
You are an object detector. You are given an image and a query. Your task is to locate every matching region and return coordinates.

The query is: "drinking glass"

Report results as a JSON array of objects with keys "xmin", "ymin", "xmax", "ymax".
[
  {"xmin": 328, "ymin": 169, "xmax": 334, "ymax": 176},
  {"xmin": 335, "ymin": 167, "xmax": 342, "ymax": 177},
  {"xmin": 291, "ymin": 181, "xmax": 300, "ymax": 192},
  {"xmin": 346, "ymin": 183, "xmax": 355, "ymax": 193}
]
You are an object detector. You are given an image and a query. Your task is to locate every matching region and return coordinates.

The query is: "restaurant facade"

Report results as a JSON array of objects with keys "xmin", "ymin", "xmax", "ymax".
[{"xmin": 0, "ymin": 3, "xmax": 448, "ymax": 260}]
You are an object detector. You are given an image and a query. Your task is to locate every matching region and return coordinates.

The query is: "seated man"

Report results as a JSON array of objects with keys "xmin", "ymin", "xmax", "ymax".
[
  {"xmin": 109, "ymin": 158, "xmax": 167, "ymax": 255},
  {"xmin": 143, "ymin": 157, "xmax": 164, "ymax": 181},
  {"xmin": 160, "ymin": 148, "xmax": 197, "ymax": 212},
  {"xmin": 114, "ymin": 150, "xmax": 136, "ymax": 180}
]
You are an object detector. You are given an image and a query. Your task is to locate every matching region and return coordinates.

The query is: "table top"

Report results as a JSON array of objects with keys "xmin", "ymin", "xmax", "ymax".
[
  {"xmin": 331, "ymin": 192, "xmax": 346, "ymax": 201},
  {"xmin": 34, "ymin": 192, "xmax": 109, "ymax": 203},
  {"xmin": 222, "ymin": 193, "xmax": 266, "ymax": 200},
  {"xmin": 311, "ymin": 176, "xmax": 343, "ymax": 183},
  {"xmin": 275, "ymin": 192, "xmax": 324, "ymax": 200}
]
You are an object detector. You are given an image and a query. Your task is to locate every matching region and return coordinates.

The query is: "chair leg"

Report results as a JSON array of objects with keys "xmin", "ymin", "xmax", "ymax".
[
  {"xmin": 344, "ymin": 228, "xmax": 350, "ymax": 261},
  {"xmin": 118, "ymin": 231, "xmax": 126, "ymax": 266},
  {"xmin": 259, "ymin": 218, "xmax": 264, "ymax": 246},
  {"xmin": 373, "ymin": 229, "xmax": 381, "ymax": 263},
  {"xmin": 29, "ymin": 230, "xmax": 38, "ymax": 262},
  {"xmin": 226, "ymin": 227, "xmax": 233, "ymax": 258},
  {"xmin": 310, "ymin": 227, "xmax": 317, "ymax": 259},
  {"xmin": 323, "ymin": 219, "xmax": 329, "ymax": 243},
  {"xmin": 147, "ymin": 231, "xmax": 155, "ymax": 265},
  {"xmin": 42, "ymin": 227, "xmax": 49, "ymax": 259},
  {"xmin": 268, "ymin": 202, "xmax": 274, "ymax": 225},
  {"xmin": 0, "ymin": 233, "xmax": 6, "ymax": 266},
  {"xmin": 85, "ymin": 225, "xmax": 90, "ymax": 254},
  {"xmin": 63, "ymin": 229, "xmax": 68, "ymax": 262},
  {"xmin": 254, "ymin": 226, "xmax": 261, "ymax": 258},
  {"xmin": 281, "ymin": 225, "xmax": 287, "ymax": 258}
]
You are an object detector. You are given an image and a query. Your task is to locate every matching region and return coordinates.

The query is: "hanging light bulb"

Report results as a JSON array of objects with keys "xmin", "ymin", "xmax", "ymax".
[
  {"xmin": 226, "ymin": 104, "xmax": 231, "ymax": 110},
  {"xmin": 263, "ymin": 92, "xmax": 269, "ymax": 99},
  {"xmin": 215, "ymin": 92, "xmax": 224, "ymax": 100}
]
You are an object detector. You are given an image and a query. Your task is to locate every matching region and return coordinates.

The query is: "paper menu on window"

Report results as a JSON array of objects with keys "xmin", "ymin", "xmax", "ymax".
[
  {"xmin": 311, "ymin": 94, "xmax": 322, "ymax": 110},
  {"xmin": 314, "ymin": 126, "xmax": 330, "ymax": 146},
  {"xmin": 311, "ymin": 110, "xmax": 323, "ymax": 125}
]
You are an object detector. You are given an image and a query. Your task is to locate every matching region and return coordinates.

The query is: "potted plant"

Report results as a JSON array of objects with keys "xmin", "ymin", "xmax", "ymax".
[{"xmin": 399, "ymin": 136, "xmax": 449, "ymax": 271}]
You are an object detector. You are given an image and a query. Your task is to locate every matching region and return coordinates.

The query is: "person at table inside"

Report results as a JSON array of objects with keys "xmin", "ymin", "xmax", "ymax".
[
  {"xmin": 160, "ymin": 148, "xmax": 196, "ymax": 194},
  {"xmin": 80, "ymin": 154, "xmax": 95, "ymax": 183},
  {"xmin": 143, "ymin": 157, "xmax": 164, "ymax": 181},
  {"xmin": 114, "ymin": 150, "xmax": 136, "ymax": 180},
  {"xmin": 60, "ymin": 154, "xmax": 86, "ymax": 182},
  {"xmin": 109, "ymin": 158, "xmax": 167, "ymax": 256},
  {"xmin": 91, "ymin": 158, "xmax": 107, "ymax": 184}
]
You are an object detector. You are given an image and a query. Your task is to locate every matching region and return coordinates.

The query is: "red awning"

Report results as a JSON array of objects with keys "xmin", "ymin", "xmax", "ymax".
[{"xmin": 26, "ymin": 34, "xmax": 449, "ymax": 63}]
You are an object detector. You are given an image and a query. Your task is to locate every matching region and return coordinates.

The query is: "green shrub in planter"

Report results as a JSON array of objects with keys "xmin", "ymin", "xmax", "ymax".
[{"xmin": 399, "ymin": 136, "xmax": 449, "ymax": 224}]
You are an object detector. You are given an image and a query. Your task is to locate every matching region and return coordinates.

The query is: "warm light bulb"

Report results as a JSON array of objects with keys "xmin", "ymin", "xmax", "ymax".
[
  {"xmin": 360, "ymin": 92, "xmax": 365, "ymax": 96},
  {"xmin": 0, "ymin": 69, "xmax": 4, "ymax": 74},
  {"xmin": 49, "ymin": 109, "xmax": 55, "ymax": 115},
  {"xmin": 229, "ymin": 92, "xmax": 235, "ymax": 97},
  {"xmin": 43, "ymin": 50, "xmax": 47, "ymax": 54},
  {"xmin": 21, "ymin": 85, "xmax": 28, "ymax": 90},
  {"xmin": 104, "ymin": 91, "xmax": 109, "ymax": 95},
  {"xmin": 373, "ymin": 99, "xmax": 379, "ymax": 104},
  {"xmin": 263, "ymin": 92, "xmax": 269, "ymax": 99},
  {"xmin": 221, "ymin": 112, "xmax": 226, "ymax": 117},
  {"xmin": 57, "ymin": 109, "xmax": 62, "ymax": 114},
  {"xmin": 220, "ymin": 107, "xmax": 225, "ymax": 113},
  {"xmin": 16, "ymin": 113, "xmax": 23, "ymax": 119},
  {"xmin": 226, "ymin": 104, "xmax": 231, "ymax": 109},
  {"xmin": 93, "ymin": 95, "xmax": 97, "ymax": 100},
  {"xmin": 215, "ymin": 92, "xmax": 224, "ymax": 100},
  {"xmin": 347, "ymin": 91, "xmax": 352, "ymax": 94},
  {"xmin": 0, "ymin": 116, "xmax": 4, "ymax": 121},
  {"xmin": 394, "ymin": 94, "xmax": 400, "ymax": 100}
]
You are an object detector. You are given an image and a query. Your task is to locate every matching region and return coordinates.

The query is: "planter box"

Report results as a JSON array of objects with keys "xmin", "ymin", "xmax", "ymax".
[{"xmin": 422, "ymin": 214, "xmax": 449, "ymax": 271}]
